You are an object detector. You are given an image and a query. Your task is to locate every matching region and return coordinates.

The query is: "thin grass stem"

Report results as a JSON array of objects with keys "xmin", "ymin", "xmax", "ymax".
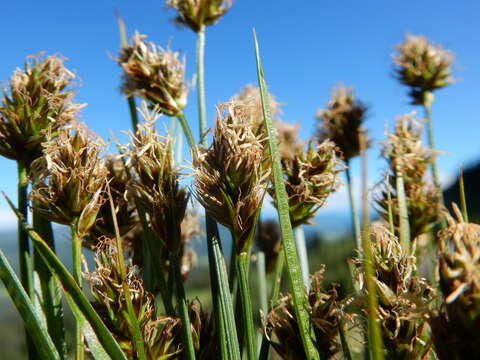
[
  {"xmin": 196, "ymin": 26, "xmax": 207, "ymax": 144},
  {"xmin": 459, "ymin": 167, "xmax": 469, "ymax": 222},
  {"xmin": 345, "ymin": 161, "xmax": 361, "ymax": 247},
  {"xmin": 71, "ymin": 224, "xmax": 84, "ymax": 360}
]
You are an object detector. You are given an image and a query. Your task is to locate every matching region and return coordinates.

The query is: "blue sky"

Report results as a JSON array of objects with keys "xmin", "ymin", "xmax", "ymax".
[{"xmin": 1, "ymin": 0, "xmax": 480, "ymax": 228}]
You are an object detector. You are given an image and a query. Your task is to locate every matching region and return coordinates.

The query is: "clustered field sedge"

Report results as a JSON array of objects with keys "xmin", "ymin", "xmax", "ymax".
[{"xmin": 1, "ymin": 1, "xmax": 477, "ymax": 360}]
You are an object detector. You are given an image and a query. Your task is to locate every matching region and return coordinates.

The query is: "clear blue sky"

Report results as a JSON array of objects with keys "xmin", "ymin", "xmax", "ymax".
[{"xmin": 1, "ymin": 0, "xmax": 480, "ymax": 227}]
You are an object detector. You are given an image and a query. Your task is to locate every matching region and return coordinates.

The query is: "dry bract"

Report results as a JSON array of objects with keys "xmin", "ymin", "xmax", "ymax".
[
  {"xmin": 316, "ymin": 84, "xmax": 368, "ymax": 162},
  {"xmin": 193, "ymin": 101, "xmax": 269, "ymax": 254},
  {"xmin": 119, "ymin": 33, "xmax": 188, "ymax": 116},
  {"xmin": 271, "ymin": 139, "xmax": 343, "ymax": 228},
  {"xmin": 0, "ymin": 55, "xmax": 83, "ymax": 165},
  {"xmin": 166, "ymin": 0, "xmax": 232, "ymax": 32},
  {"xmin": 264, "ymin": 265, "xmax": 353, "ymax": 359},
  {"xmin": 376, "ymin": 114, "xmax": 441, "ymax": 239},
  {"xmin": 30, "ymin": 124, "xmax": 108, "ymax": 238},
  {"xmin": 126, "ymin": 118, "xmax": 189, "ymax": 254},
  {"xmin": 394, "ymin": 34, "xmax": 455, "ymax": 104},
  {"xmin": 352, "ymin": 223, "xmax": 435, "ymax": 359},
  {"xmin": 430, "ymin": 207, "xmax": 480, "ymax": 359}
]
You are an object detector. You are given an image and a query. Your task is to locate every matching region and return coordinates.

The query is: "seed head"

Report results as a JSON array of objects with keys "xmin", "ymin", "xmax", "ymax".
[
  {"xmin": 264, "ymin": 266, "xmax": 353, "ymax": 359},
  {"xmin": 30, "ymin": 124, "xmax": 108, "ymax": 238},
  {"xmin": 270, "ymin": 139, "xmax": 344, "ymax": 228},
  {"xmin": 166, "ymin": 0, "xmax": 232, "ymax": 32},
  {"xmin": 118, "ymin": 33, "xmax": 188, "ymax": 116},
  {"xmin": 0, "ymin": 54, "xmax": 83, "ymax": 166},
  {"xmin": 194, "ymin": 101, "xmax": 269, "ymax": 254},
  {"xmin": 430, "ymin": 206, "xmax": 480, "ymax": 359},
  {"xmin": 126, "ymin": 118, "xmax": 189, "ymax": 254},
  {"xmin": 316, "ymin": 84, "xmax": 368, "ymax": 162},
  {"xmin": 394, "ymin": 34, "xmax": 455, "ymax": 105},
  {"xmin": 352, "ymin": 223, "xmax": 435, "ymax": 359},
  {"xmin": 376, "ymin": 114, "xmax": 441, "ymax": 239}
]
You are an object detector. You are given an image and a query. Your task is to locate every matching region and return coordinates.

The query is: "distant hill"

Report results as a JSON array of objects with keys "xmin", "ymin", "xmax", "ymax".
[{"xmin": 443, "ymin": 162, "xmax": 480, "ymax": 223}]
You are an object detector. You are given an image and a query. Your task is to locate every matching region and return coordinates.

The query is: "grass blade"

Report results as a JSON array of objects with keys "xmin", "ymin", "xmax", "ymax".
[
  {"xmin": 4, "ymin": 195, "xmax": 128, "ymax": 360},
  {"xmin": 459, "ymin": 167, "xmax": 469, "ymax": 222},
  {"xmin": 395, "ymin": 165, "xmax": 410, "ymax": 252},
  {"xmin": 206, "ymin": 216, "xmax": 241, "ymax": 360},
  {"xmin": 253, "ymin": 30, "xmax": 319, "ymax": 360},
  {"xmin": 0, "ymin": 250, "xmax": 60, "ymax": 360}
]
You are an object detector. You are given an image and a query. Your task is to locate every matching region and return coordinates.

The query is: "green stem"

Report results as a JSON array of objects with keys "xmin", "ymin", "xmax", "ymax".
[
  {"xmin": 128, "ymin": 97, "xmax": 139, "ymax": 131},
  {"xmin": 236, "ymin": 252, "xmax": 256, "ymax": 360},
  {"xmin": 345, "ymin": 161, "xmax": 361, "ymax": 247},
  {"xmin": 360, "ymin": 134, "xmax": 384, "ymax": 360},
  {"xmin": 386, "ymin": 175, "xmax": 395, "ymax": 235},
  {"xmin": 294, "ymin": 226, "xmax": 310, "ymax": 291},
  {"xmin": 33, "ymin": 211, "xmax": 66, "ymax": 358},
  {"xmin": 172, "ymin": 255, "xmax": 196, "ymax": 360},
  {"xmin": 256, "ymin": 251, "xmax": 267, "ymax": 351},
  {"xmin": 16, "ymin": 161, "xmax": 36, "ymax": 360},
  {"xmin": 71, "ymin": 225, "xmax": 84, "ymax": 360},
  {"xmin": 107, "ymin": 187, "xmax": 147, "ymax": 360},
  {"xmin": 424, "ymin": 94, "xmax": 442, "ymax": 194},
  {"xmin": 176, "ymin": 113, "xmax": 197, "ymax": 157},
  {"xmin": 459, "ymin": 167, "xmax": 469, "ymax": 222},
  {"xmin": 395, "ymin": 166, "xmax": 411, "ymax": 252},
  {"xmin": 196, "ymin": 26, "xmax": 207, "ymax": 145}
]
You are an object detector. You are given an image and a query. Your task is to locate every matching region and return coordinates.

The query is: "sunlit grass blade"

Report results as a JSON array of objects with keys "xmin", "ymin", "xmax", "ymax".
[
  {"xmin": 0, "ymin": 250, "xmax": 60, "ymax": 360},
  {"xmin": 4, "ymin": 194, "xmax": 128, "ymax": 360},
  {"xmin": 359, "ymin": 133, "xmax": 384, "ymax": 360},
  {"xmin": 253, "ymin": 30, "xmax": 319, "ymax": 360},
  {"xmin": 107, "ymin": 184, "xmax": 147, "ymax": 360},
  {"xmin": 459, "ymin": 167, "xmax": 469, "ymax": 222},
  {"xmin": 206, "ymin": 216, "xmax": 241, "ymax": 360},
  {"xmin": 395, "ymin": 166, "xmax": 410, "ymax": 252}
]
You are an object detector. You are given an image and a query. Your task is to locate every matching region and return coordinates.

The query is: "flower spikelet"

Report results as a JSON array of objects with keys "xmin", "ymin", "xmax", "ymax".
[
  {"xmin": 0, "ymin": 54, "xmax": 83, "ymax": 165},
  {"xmin": 126, "ymin": 117, "xmax": 189, "ymax": 254},
  {"xmin": 118, "ymin": 33, "xmax": 188, "ymax": 116},
  {"xmin": 166, "ymin": 0, "xmax": 232, "ymax": 32},
  {"xmin": 352, "ymin": 223, "xmax": 435, "ymax": 359},
  {"xmin": 376, "ymin": 114, "xmax": 441, "ymax": 239},
  {"xmin": 30, "ymin": 124, "xmax": 108, "ymax": 238},
  {"xmin": 270, "ymin": 139, "xmax": 343, "ymax": 228},
  {"xmin": 193, "ymin": 101, "xmax": 269, "ymax": 254},
  {"xmin": 430, "ymin": 206, "xmax": 480, "ymax": 359},
  {"xmin": 394, "ymin": 34, "xmax": 455, "ymax": 105},
  {"xmin": 316, "ymin": 84, "xmax": 368, "ymax": 162},
  {"xmin": 264, "ymin": 265, "xmax": 353, "ymax": 359}
]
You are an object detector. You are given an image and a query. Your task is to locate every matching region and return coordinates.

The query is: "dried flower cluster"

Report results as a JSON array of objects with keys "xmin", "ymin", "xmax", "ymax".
[
  {"xmin": 166, "ymin": 0, "xmax": 232, "ymax": 32},
  {"xmin": 255, "ymin": 219, "xmax": 281, "ymax": 273},
  {"xmin": 394, "ymin": 34, "xmax": 455, "ymax": 104},
  {"xmin": 194, "ymin": 101, "xmax": 269, "ymax": 254},
  {"xmin": 126, "ymin": 119, "xmax": 189, "ymax": 255},
  {"xmin": 264, "ymin": 266, "xmax": 352, "ymax": 359},
  {"xmin": 316, "ymin": 85, "xmax": 368, "ymax": 162},
  {"xmin": 0, "ymin": 55, "xmax": 82, "ymax": 165},
  {"xmin": 118, "ymin": 33, "xmax": 188, "ymax": 116},
  {"xmin": 430, "ymin": 207, "xmax": 480, "ymax": 359},
  {"xmin": 30, "ymin": 125, "xmax": 108, "ymax": 238},
  {"xmin": 271, "ymin": 139, "xmax": 343, "ymax": 228},
  {"xmin": 376, "ymin": 114, "xmax": 441, "ymax": 239},
  {"xmin": 353, "ymin": 224, "xmax": 435, "ymax": 359}
]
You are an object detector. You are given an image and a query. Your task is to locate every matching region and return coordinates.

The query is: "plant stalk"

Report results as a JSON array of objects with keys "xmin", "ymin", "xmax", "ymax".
[
  {"xmin": 345, "ymin": 161, "xmax": 361, "ymax": 247},
  {"xmin": 16, "ymin": 161, "xmax": 37, "ymax": 360},
  {"xmin": 71, "ymin": 224, "xmax": 84, "ymax": 360},
  {"xmin": 236, "ymin": 251, "xmax": 256, "ymax": 360},
  {"xmin": 294, "ymin": 226, "xmax": 310, "ymax": 291},
  {"xmin": 172, "ymin": 254, "xmax": 196, "ymax": 360},
  {"xmin": 196, "ymin": 25, "xmax": 207, "ymax": 144}
]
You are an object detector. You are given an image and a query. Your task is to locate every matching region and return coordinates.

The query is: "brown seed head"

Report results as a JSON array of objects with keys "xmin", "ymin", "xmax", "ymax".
[
  {"xmin": 30, "ymin": 124, "xmax": 108, "ymax": 238},
  {"xmin": 0, "ymin": 54, "xmax": 83, "ymax": 165},
  {"xmin": 194, "ymin": 101, "xmax": 269, "ymax": 254},
  {"xmin": 376, "ymin": 113, "xmax": 441, "ymax": 239},
  {"xmin": 264, "ymin": 265, "xmax": 353, "ymax": 359},
  {"xmin": 118, "ymin": 32, "xmax": 188, "ymax": 116},
  {"xmin": 353, "ymin": 223, "xmax": 435, "ymax": 359},
  {"xmin": 394, "ymin": 34, "xmax": 455, "ymax": 105},
  {"xmin": 316, "ymin": 84, "xmax": 368, "ymax": 162},
  {"xmin": 126, "ymin": 118, "xmax": 189, "ymax": 254},
  {"xmin": 166, "ymin": 0, "xmax": 232, "ymax": 32},
  {"xmin": 431, "ymin": 206, "xmax": 480, "ymax": 358},
  {"xmin": 270, "ymin": 139, "xmax": 344, "ymax": 228}
]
